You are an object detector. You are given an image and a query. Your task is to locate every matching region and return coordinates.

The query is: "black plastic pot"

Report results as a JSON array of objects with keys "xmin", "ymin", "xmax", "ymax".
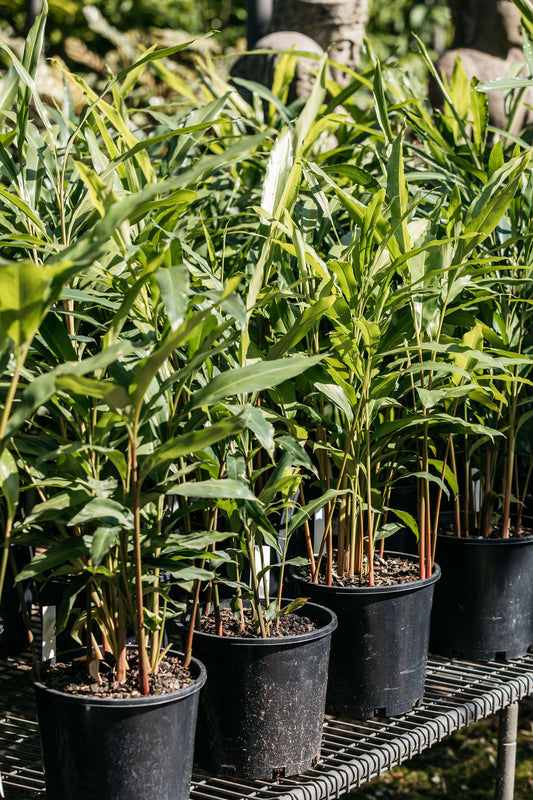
[
  {"xmin": 292, "ymin": 553, "xmax": 440, "ymax": 719},
  {"xmin": 33, "ymin": 650, "xmax": 207, "ymax": 800},
  {"xmin": 430, "ymin": 533, "xmax": 533, "ymax": 661},
  {"xmin": 192, "ymin": 601, "xmax": 337, "ymax": 781}
]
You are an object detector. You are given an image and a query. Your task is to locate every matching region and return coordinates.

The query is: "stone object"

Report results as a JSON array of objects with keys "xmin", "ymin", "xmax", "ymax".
[
  {"xmin": 431, "ymin": 0, "xmax": 533, "ymax": 132},
  {"xmin": 272, "ymin": 0, "xmax": 369, "ymax": 83},
  {"xmin": 231, "ymin": 31, "xmax": 325, "ymax": 104}
]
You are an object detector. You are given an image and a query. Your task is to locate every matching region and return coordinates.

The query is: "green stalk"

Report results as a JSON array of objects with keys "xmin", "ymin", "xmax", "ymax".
[
  {"xmin": 131, "ymin": 435, "xmax": 150, "ymax": 695},
  {"xmin": 313, "ymin": 415, "xmax": 358, "ymax": 583},
  {"xmin": 501, "ymin": 381, "xmax": 518, "ymax": 539},
  {"xmin": 183, "ymin": 579, "xmax": 202, "ymax": 669},
  {"xmin": 481, "ymin": 442, "xmax": 492, "ymax": 538},
  {"xmin": 365, "ymin": 397, "xmax": 374, "ymax": 587},
  {"xmin": 0, "ymin": 350, "xmax": 28, "ymax": 615},
  {"xmin": 275, "ymin": 512, "xmax": 291, "ymax": 631},
  {"xmin": 449, "ymin": 436, "xmax": 462, "ymax": 537},
  {"xmin": 336, "ymin": 482, "xmax": 347, "ymax": 576},
  {"xmin": 0, "ymin": 518, "xmax": 13, "ymax": 626},
  {"xmin": 245, "ymin": 528, "xmax": 267, "ymax": 638},
  {"xmin": 299, "ymin": 485, "xmax": 316, "ymax": 576},
  {"xmin": 116, "ymin": 595, "xmax": 127, "ymax": 683},
  {"xmin": 258, "ymin": 541, "xmax": 270, "ymax": 608}
]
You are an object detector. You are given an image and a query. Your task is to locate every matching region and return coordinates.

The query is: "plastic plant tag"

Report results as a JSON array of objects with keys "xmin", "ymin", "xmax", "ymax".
[{"xmin": 41, "ymin": 606, "xmax": 56, "ymax": 663}]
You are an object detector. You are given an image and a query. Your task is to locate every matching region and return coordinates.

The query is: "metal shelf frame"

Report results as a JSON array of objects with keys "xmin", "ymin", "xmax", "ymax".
[{"xmin": 1, "ymin": 653, "xmax": 532, "ymax": 800}]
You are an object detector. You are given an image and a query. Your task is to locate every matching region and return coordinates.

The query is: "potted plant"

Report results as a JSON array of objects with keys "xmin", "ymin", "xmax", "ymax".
[
  {"xmin": 2, "ymin": 7, "xmax": 315, "ymax": 796},
  {"xmin": 289, "ymin": 172, "xmax": 443, "ymax": 718},
  {"xmin": 408, "ymin": 16, "xmax": 533, "ymax": 661},
  {"xmin": 178, "ymin": 422, "xmax": 338, "ymax": 780},
  {"xmin": 428, "ymin": 211, "xmax": 533, "ymax": 661},
  {"xmin": 285, "ymin": 64, "xmax": 532, "ymax": 710}
]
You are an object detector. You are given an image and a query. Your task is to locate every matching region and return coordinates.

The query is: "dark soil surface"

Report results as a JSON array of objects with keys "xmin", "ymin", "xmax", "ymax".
[
  {"xmin": 41, "ymin": 649, "xmax": 194, "ymax": 698},
  {"xmin": 200, "ymin": 607, "xmax": 316, "ymax": 637},
  {"xmin": 299, "ymin": 554, "xmax": 422, "ymax": 588},
  {"xmin": 439, "ymin": 521, "xmax": 533, "ymax": 540}
]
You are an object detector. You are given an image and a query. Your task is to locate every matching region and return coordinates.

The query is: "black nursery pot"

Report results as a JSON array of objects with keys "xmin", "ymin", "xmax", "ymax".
[
  {"xmin": 193, "ymin": 601, "xmax": 337, "ymax": 781},
  {"xmin": 430, "ymin": 533, "xmax": 533, "ymax": 661},
  {"xmin": 33, "ymin": 651, "xmax": 206, "ymax": 800},
  {"xmin": 292, "ymin": 553, "xmax": 440, "ymax": 719}
]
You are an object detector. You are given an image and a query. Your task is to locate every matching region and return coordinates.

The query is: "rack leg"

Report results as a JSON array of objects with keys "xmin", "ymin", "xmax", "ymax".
[{"xmin": 494, "ymin": 702, "xmax": 519, "ymax": 800}]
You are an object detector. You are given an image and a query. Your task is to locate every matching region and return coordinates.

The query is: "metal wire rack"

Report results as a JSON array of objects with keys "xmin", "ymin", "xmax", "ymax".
[{"xmin": 1, "ymin": 653, "xmax": 532, "ymax": 800}]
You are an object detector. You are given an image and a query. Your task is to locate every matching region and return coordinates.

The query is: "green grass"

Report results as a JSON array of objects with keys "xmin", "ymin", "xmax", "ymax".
[{"xmin": 351, "ymin": 704, "xmax": 533, "ymax": 800}]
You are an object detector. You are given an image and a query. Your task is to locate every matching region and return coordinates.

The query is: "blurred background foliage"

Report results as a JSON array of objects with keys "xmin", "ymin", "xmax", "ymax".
[{"xmin": 0, "ymin": 0, "xmax": 451, "ymax": 74}]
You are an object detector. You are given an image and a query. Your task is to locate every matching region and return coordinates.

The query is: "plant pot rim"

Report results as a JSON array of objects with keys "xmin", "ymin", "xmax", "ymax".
[
  {"xmin": 437, "ymin": 532, "xmax": 533, "ymax": 546},
  {"xmin": 33, "ymin": 649, "xmax": 207, "ymax": 708},
  {"xmin": 293, "ymin": 551, "xmax": 441, "ymax": 596},
  {"xmin": 192, "ymin": 599, "xmax": 337, "ymax": 647}
]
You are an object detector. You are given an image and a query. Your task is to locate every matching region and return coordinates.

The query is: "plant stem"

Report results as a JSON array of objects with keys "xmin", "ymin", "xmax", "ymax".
[
  {"xmin": 245, "ymin": 529, "xmax": 267, "ymax": 637},
  {"xmin": 365, "ymin": 399, "xmax": 374, "ymax": 587},
  {"xmin": 502, "ymin": 373, "xmax": 518, "ymax": 539},
  {"xmin": 299, "ymin": 485, "xmax": 316, "ymax": 575},
  {"xmin": 131, "ymin": 435, "xmax": 150, "ymax": 695},
  {"xmin": 184, "ymin": 579, "xmax": 202, "ymax": 669},
  {"xmin": 481, "ymin": 442, "xmax": 492, "ymax": 538}
]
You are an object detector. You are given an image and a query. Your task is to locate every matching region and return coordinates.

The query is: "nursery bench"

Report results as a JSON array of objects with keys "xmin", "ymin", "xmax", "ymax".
[{"xmin": 0, "ymin": 653, "xmax": 532, "ymax": 800}]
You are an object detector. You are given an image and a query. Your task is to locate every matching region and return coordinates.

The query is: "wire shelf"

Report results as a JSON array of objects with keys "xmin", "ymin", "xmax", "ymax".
[{"xmin": 1, "ymin": 653, "xmax": 532, "ymax": 799}]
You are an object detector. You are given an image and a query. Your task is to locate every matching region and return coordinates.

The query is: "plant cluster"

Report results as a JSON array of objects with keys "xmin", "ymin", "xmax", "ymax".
[{"xmin": 1, "ymin": 1, "xmax": 533, "ymax": 698}]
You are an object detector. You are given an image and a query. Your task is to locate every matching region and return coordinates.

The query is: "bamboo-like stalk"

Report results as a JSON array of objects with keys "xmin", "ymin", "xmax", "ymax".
[
  {"xmin": 299, "ymin": 485, "xmax": 316, "ymax": 575},
  {"xmin": 183, "ymin": 579, "xmax": 202, "ymax": 669},
  {"xmin": 481, "ymin": 442, "xmax": 492, "ymax": 538},
  {"xmin": 365, "ymin": 398, "xmax": 374, "ymax": 587},
  {"xmin": 130, "ymin": 436, "xmax": 150, "ymax": 695}
]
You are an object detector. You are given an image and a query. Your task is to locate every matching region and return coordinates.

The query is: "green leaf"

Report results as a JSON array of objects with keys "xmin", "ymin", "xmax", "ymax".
[
  {"xmin": 156, "ymin": 264, "xmax": 189, "ymax": 331},
  {"xmin": 191, "ymin": 355, "xmax": 323, "ymax": 409},
  {"xmin": 287, "ymin": 488, "xmax": 345, "ymax": 535},
  {"xmin": 130, "ymin": 307, "xmax": 212, "ymax": 411},
  {"xmin": 16, "ymin": 538, "xmax": 90, "ymax": 580},
  {"xmin": 513, "ymin": 0, "xmax": 533, "ymax": 27},
  {"xmin": 477, "ymin": 77, "xmax": 533, "ymax": 92},
  {"xmin": 0, "ymin": 448, "xmax": 18, "ymax": 523},
  {"xmin": 268, "ymin": 296, "xmax": 336, "ymax": 360},
  {"xmin": 389, "ymin": 509, "xmax": 419, "ymax": 540},
  {"xmin": 261, "ymin": 126, "xmax": 294, "ymax": 216},
  {"xmin": 323, "ymin": 164, "xmax": 381, "ymax": 192},
  {"xmin": 87, "ymin": 527, "xmax": 121, "ymax": 567},
  {"xmin": 294, "ymin": 53, "xmax": 328, "ymax": 153},
  {"xmin": 166, "ymin": 479, "xmax": 257, "ymax": 501},
  {"xmin": 280, "ymin": 597, "xmax": 309, "ymax": 615},
  {"xmin": 277, "ymin": 435, "xmax": 315, "ymax": 472},
  {"xmin": 3, "ymin": 342, "xmax": 134, "ymax": 440},
  {"xmin": 144, "ymin": 415, "xmax": 247, "ymax": 476},
  {"xmin": 314, "ymin": 382, "xmax": 354, "ymax": 422},
  {"xmin": 387, "ymin": 128, "xmax": 409, "ymax": 252},
  {"xmin": 522, "ymin": 18, "xmax": 533, "ymax": 75},
  {"xmin": 0, "ymin": 67, "xmax": 17, "ymax": 120},
  {"xmin": 0, "ymin": 259, "xmax": 87, "ymax": 351},
  {"xmin": 70, "ymin": 499, "xmax": 134, "ymax": 528},
  {"xmin": 228, "ymin": 404, "xmax": 275, "ymax": 456},
  {"xmin": 17, "ymin": 0, "xmax": 48, "ymax": 149},
  {"xmin": 459, "ymin": 152, "xmax": 531, "ymax": 260},
  {"xmin": 373, "ymin": 59, "xmax": 394, "ymax": 144}
]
